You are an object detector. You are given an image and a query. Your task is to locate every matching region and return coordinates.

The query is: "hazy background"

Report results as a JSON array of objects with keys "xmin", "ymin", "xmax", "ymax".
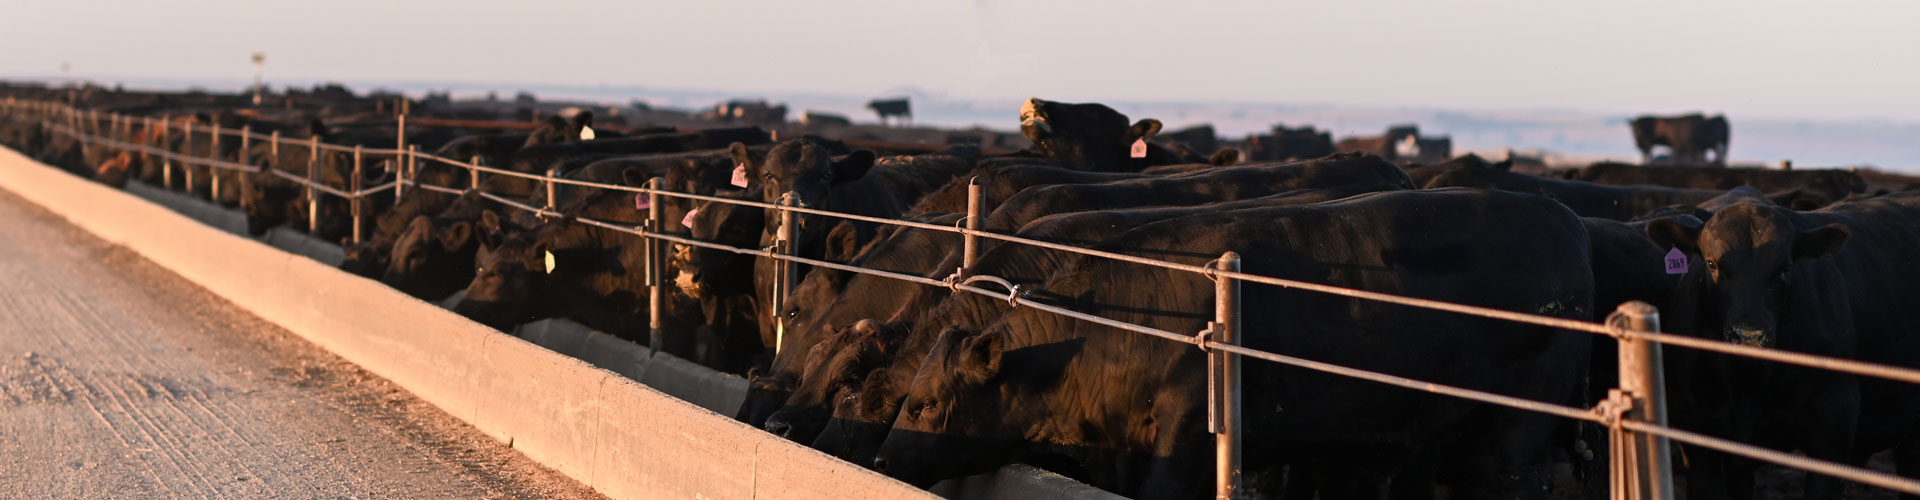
[{"xmin": 5, "ymin": 0, "xmax": 1917, "ymax": 167}]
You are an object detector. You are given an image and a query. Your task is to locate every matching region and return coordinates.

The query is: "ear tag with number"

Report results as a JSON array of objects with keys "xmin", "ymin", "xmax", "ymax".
[
  {"xmin": 731, "ymin": 163, "xmax": 750, "ymax": 187},
  {"xmin": 1129, "ymin": 139, "xmax": 1148, "ymax": 158},
  {"xmin": 578, "ymin": 125, "xmax": 595, "ymax": 140},
  {"xmin": 682, "ymin": 208, "xmax": 699, "ymax": 229},
  {"xmin": 544, "ymin": 250, "xmax": 557, "ymax": 274},
  {"xmin": 1664, "ymin": 247, "xmax": 1688, "ymax": 275}
]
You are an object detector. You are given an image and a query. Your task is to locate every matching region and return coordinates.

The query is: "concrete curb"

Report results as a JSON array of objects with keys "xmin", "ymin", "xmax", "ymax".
[{"xmin": 0, "ymin": 147, "xmax": 940, "ymax": 500}]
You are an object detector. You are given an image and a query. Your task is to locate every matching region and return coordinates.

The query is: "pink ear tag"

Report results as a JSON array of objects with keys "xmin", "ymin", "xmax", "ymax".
[
  {"xmin": 681, "ymin": 208, "xmax": 699, "ymax": 229},
  {"xmin": 634, "ymin": 193, "xmax": 651, "ymax": 210},
  {"xmin": 731, "ymin": 163, "xmax": 750, "ymax": 187},
  {"xmin": 1664, "ymin": 247, "xmax": 1688, "ymax": 275},
  {"xmin": 1129, "ymin": 139, "xmax": 1148, "ymax": 158}
]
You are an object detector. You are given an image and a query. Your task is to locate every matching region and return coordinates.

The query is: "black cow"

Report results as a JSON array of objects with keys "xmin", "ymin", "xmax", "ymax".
[
  {"xmin": 903, "ymin": 162, "xmax": 1146, "ymax": 217},
  {"xmin": 872, "ymin": 189, "xmax": 1595, "ymax": 498},
  {"xmin": 982, "ymin": 153, "xmax": 1415, "ymax": 233},
  {"xmin": 1424, "ymin": 155, "xmax": 1756, "ymax": 220},
  {"xmin": 867, "ymin": 98, "xmax": 911, "ymax": 126},
  {"xmin": 1154, "ymin": 124, "xmax": 1219, "ymax": 158},
  {"xmin": 1630, "ymin": 114, "xmax": 1729, "ymax": 165},
  {"xmin": 1018, "ymin": 98, "xmax": 1185, "ymax": 172},
  {"xmin": 1564, "ymin": 163, "xmax": 1865, "ymax": 201},
  {"xmin": 379, "ymin": 192, "xmax": 494, "ymax": 300},
  {"xmin": 1242, "ymin": 125, "xmax": 1336, "ymax": 163},
  {"xmin": 796, "ymin": 183, "xmax": 1407, "ymax": 466},
  {"xmin": 1645, "ymin": 193, "xmax": 1920, "ymax": 500}
]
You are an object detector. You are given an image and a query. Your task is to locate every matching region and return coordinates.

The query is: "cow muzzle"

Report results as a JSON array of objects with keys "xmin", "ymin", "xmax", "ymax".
[
  {"xmin": 1726, "ymin": 325, "xmax": 1770, "ymax": 347},
  {"xmin": 675, "ymin": 269, "xmax": 703, "ymax": 298}
]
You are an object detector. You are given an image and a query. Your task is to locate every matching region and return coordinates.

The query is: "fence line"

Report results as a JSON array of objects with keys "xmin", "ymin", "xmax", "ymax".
[{"xmin": 11, "ymin": 97, "xmax": 1920, "ymax": 498}]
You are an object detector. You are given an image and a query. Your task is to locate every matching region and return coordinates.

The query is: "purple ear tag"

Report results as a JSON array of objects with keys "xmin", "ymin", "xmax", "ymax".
[
  {"xmin": 681, "ymin": 208, "xmax": 699, "ymax": 229},
  {"xmin": 634, "ymin": 193, "xmax": 651, "ymax": 210},
  {"xmin": 1129, "ymin": 139, "xmax": 1148, "ymax": 158},
  {"xmin": 1664, "ymin": 247, "xmax": 1688, "ymax": 275},
  {"xmin": 731, "ymin": 164, "xmax": 750, "ymax": 187}
]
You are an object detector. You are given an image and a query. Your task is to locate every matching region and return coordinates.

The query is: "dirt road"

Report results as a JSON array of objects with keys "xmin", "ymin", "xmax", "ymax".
[{"xmin": 0, "ymin": 186, "xmax": 605, "ymax": 500}]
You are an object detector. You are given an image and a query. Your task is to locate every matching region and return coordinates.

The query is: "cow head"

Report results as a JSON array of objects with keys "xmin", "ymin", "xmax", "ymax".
[
  {"xmin": 872, "ymin": 326, "xmax": 1024, "ymax": 485},
  {"xmin": 810, "ymin": 322, "xmax": 919, "ymax": 464},
  {"xmin": 524, "ymin": 111, "xmax": 595, "ymax": 148},
  {"xmin": 1020, "ymin": 98, "xmax": 1161, "ymax": 172},
  {"xmin": 453, "ymin": 210, "xmax": 547, "ymax": 330},
  {"xmin": 676, "ymin": 191, "xmax": 765, "ymax": 300},
  {"xmin": 751, "ymin": 140, "xmax": 876, "ymax": 233},
  {"xmin": 765, "ymin": 319, "xmax": 904, "ymax": 443},
  {"xmin": 382, "ymin": 215, "xmax": 479, "ymax": 300},
  {"xmin": 1646, "ymin": 203, "xmax": 1849, "ymax": 348}
]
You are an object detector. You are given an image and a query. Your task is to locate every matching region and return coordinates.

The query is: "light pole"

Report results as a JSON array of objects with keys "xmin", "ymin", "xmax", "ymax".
[{"xmin": 251, "ymin": 52, "xmax": 266, "ymax": 105}]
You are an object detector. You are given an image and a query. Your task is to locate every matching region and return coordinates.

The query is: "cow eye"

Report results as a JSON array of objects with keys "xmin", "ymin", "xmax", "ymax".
[{"xmin": 1704, "ymin": 260, "xmax": 1718, "ymax": 273}]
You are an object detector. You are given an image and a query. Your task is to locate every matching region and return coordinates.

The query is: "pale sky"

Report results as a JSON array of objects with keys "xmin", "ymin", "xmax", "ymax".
[{"xmin": 5, "ymin": 0, "xmax": 1917, "ymax": 121}]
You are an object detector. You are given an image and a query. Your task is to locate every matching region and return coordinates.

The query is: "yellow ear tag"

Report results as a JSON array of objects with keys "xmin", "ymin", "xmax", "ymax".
[
  {"xmin": 578, "ymin": 125, "xmax": 595, "ymax": 140},
  {"xmin": 544, "ymin": 250, "xmax": 557, "ymax": 274}
]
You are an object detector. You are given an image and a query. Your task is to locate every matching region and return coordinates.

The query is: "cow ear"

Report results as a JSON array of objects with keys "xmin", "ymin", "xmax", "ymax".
[
  {"xmin": 1127, "ymin": 119, "xmax": 1163, "ymax": 142},
  {"xmin": 959, "ymin": 330, "xmax": 1005, "ymax": 382},
  {"xmin": 306, "ymin": 119, "xmax": 328, "ymax": 140},
  {"xmin": 831, "ymin": 150, "xmax": 877, "ymax": 183},
  {"xmin": 1793, "ymin": 223, "xmax": 1849, "ymax": 259},
  {"xmin": 1492, "ymin": 159, "xmax": 1514, "ymax": 172},
  {"xmin": 620, "ymin": 167, "xmax": 650, "ymax": 188},
  {"xmin": 1209, "ymin": 148, "xmax": 1242, "ymax": 167},
  {"xmin": 439, "ymin": 221, "xmax": 474, "ymax": 252},
  {"xmin": 477, "ymin": 210, "xmax": 504, "ymax": 249},
  {"xmin": 824, "ymin": 221, "xmax": 862, "ymax": 263},
  {"xmin": 1644, "ymin": 215, "xmax": 1704, "ymax": 254},
  {"xmin": 729, "ymin": 142, "xmax": 763, "ymax": 181},
  {"xmin": 856, "ymin": 370, "xmax": 895, "ymax": 418},
  {"xmin": 568, "ymin": 111, "xmax": 594, "ymax": 138}
]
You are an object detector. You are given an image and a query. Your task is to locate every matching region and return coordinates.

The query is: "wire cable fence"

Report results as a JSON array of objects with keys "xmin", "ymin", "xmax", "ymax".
[{"xmin": 9, "ymin": 97, "xmax": 1920, "ymax": 499}]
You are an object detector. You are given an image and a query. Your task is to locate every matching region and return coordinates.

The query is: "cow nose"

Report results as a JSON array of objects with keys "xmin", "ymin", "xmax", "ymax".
[
  {"xmin": 1727, "ymin": 325, "xmax": 1767, "ymax": 346},
  {"xmin": 765, "ymin": 419, "xmax": 792, "ymax": 438},
  {"xmin": 871, "ymin": 457, "xmax": 889, "ymax": 472}
]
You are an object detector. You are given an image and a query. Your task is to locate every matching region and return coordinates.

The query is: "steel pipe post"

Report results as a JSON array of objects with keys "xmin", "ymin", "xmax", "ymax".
[
  {"xmin": 544, "ymin": 168, "xmax": 560, "ymax": 217},
  {"xmin": 1611, "ymin": 301, "xmax": 1674, "ymax": 500},
  {"xmin": 351, "ymin": 145, "xmax": 365, "ymax": 244},
  {"xmin": 181, "ymin": 121, "xmax": 195, "ymax": 194},
  {"xmin": 209, "ymin": 123, "xmax": 222, "ymax": 199},
  {"xmin": 1210, "ymin": 252, "xmax": 1243, "ymax": 500},
  {"xmin": 307, "ymin": 136, "xmax": 320, "ymax": 233},
  {"xmin": 771, "ymin": 194, "xmax": 800, "ymax": 355},
  {"xmin": 646, "ymin": 177, "xmax": 666, "ymax": 352},
  {"xmin": 962, "ymin": 176, "xmax": 983, "ymax": 275}
]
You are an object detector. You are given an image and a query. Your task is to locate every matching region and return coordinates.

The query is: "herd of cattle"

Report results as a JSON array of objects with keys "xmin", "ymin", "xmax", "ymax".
[{"xmin": 3, "ymin": 83, "xmax": 1918, "ymax": 499}]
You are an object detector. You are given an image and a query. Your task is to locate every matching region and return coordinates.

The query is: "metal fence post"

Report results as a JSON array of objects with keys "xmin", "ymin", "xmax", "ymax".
[
  {"xmin": 161, "ymin": 116, "xmax": 174, "ymax": 189},
  {"xmin": 183, "ymin": 120, "xmax": 197, "ymax": 193},
  {"xmin": 961, "ymin": 176, "xmax": 983, "ymax": 275},
  {"xmin": 646, "ymin": 177, "xmax": 666, "ymax": 352},
  {"xmin": 544, "ymin": 167, "xmax": 560, "ymax": 217},
  {"xmin": 771, "ymin": 193, "xmax": 800, "ymax": 355},
  {"xmin": 209, "ymin": 123, "xmax": 222, "ymax": 199},
  {"xmin": 1611, "ymin": 301, "xmax": 1674, "ymax": 500},
  {"xmin": 470, "ymin": 156, "xmax": 484, "ymax": 191},
  {"xmin": 351, "ymin": 145, "xmax": 365, "ymax": 244},
  {"xmin": 307, "ymin": 136, "xmax": 320, "ymax": 233},
  {"xmin": 1210, "ymin": 252, "xmax": 1243, "ymax": 500},
  {"xmin": 395, "ymin": 146, "xmax": 410, "ymax": 201}
]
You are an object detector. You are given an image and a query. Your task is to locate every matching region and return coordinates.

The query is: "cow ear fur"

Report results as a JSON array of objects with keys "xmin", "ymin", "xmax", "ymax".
[
  {"xmin": 1209, "ymin": 149, "xmax": 1242, "ymax": 167},
  {"xmin": 1793, "ymin": 223, "xmax": 1849, "ymax": 259},
  {"xmin": 959, "ymin": 330, "xmax": 1005, "ymax": 381},
  {"xmin": 439, "ymin": 221, "xmax": 474, "ymax": 252},
  {"xmin": 856, "ymin": 370, "xmax": 894, "ymax": 418},
  {"xmin": 1127, "ymin": 119, "xmax": 1163, "ymax": 142},
  {"xmin": 477, "ymin": 210, "xmax": 504, "ymax": 249},
  {"xmin": 831, "ymin": 150, "xmax": 877, "ymax": 183},
  {"xmin": 1645, "ymin": 216, "xmax": 1704, "ymax": 254},
  {"xmin": 1492, "ymin": 159, "xmax": 1514, "ymax": 172},
  {"xmin": 729, "ymin": 142, "xmax": 758, "ymax": 180}
]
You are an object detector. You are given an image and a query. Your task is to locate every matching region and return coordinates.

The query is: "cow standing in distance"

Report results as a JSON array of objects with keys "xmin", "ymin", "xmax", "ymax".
[
  {"xmin": 867, "ymin": 97, "xmax": 911, "ymax": 127},
  {"xmin": 1630, "ymin": 114, "xmax": 1730, "ymax": 165}
]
